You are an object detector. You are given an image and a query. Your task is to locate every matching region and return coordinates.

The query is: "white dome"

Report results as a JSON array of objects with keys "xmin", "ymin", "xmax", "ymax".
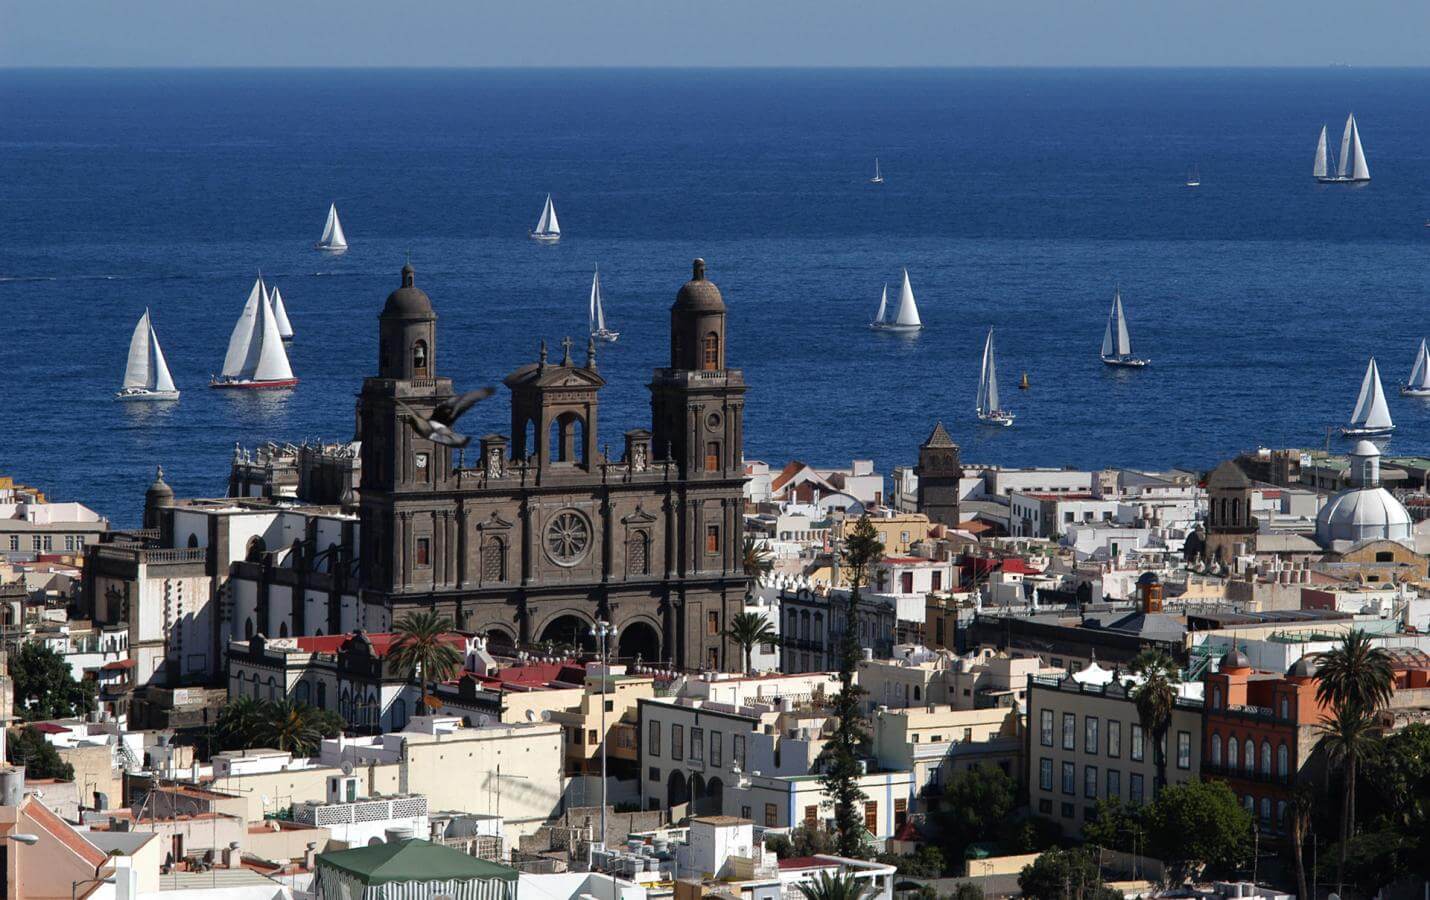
[{"xmin": 1316, "ymin": 486, "xmax": 1413, "ymax": 547}]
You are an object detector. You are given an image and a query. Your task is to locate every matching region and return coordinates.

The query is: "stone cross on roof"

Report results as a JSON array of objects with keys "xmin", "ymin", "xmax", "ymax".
[{"xmin": 560, "ymin": 336, "xmax": 573, "ymax": 366}]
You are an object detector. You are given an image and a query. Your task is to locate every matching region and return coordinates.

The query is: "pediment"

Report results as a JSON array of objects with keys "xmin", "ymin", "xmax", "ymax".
[
  {"xmin": 622, "ymin": 506, "xmax": 658, "ymax": 526},
  {"xmin": 477, "ymin": 511, "xmax": 516, "ymax": 530}
]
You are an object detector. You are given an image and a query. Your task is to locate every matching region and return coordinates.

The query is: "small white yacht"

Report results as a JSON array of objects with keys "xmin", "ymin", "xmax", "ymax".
[
  {"xmin": 1343, "ymin": 357, "xmax": 1394, "ymax": 436},
  {"xmin": 212, "ymin": 275, "xmax": 298, "ymax": 390},
  {"xmin": 1100, "ymin": 288, "xmax": 1149, "ymax": 368},
  {"xmin": 975, "ymin": 328, "xmax": 1014, "ymax": 427},
  {"xmin": 117, "ymin": 309, "xmax": 179, "ymax": 401},
  {"xmin": 315, "ymin": 203, "xmax": 348, "ymax": 251},
  {"xmin": 1314, "ymin": 114, "xmax": 1370, "ymax": 184},
  {"xmin": 589, "ymin": 266, "xmax": 618, "ymax": 342},
  {"xmin": 1185, "ymin": 165, "xmax": 1200, "ymax": 187},
  {"xmin": 1404, "ymin": 339, "xmax": 1430, "ymax": 397},
  {"xmin": 531, "ymin": 194, "xmax": 561, "ymax": 242},
  {"xmin": 869, "ymin": 270, "xmax": 922, "ymax": 333},
  {"xmin": 869, "ymin": 158, "xmax": 884, "ymax": 185}
]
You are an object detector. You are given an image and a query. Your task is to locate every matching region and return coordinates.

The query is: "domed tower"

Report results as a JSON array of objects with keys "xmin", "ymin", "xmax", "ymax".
[
  {"xmin": 359, "ymin": 263, "xmax": 457, "ymax": 598},
  {"xmin": 1314, "ymin": 440, "xmax": 1413, "ymax": 548},
  {"xmin": 143, "ymin": 465, "xmax": 175, "ymax": 538}
]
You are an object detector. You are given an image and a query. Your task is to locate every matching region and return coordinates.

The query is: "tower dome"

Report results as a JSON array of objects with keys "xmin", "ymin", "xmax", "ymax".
[
  {"xmin": 143, "ymin": 465, "xmax": 174, "ymax": 531},
  {"xmin": 382, "ymin": 263, "xmax": 434, "ymax": 319},
  {"xmin": 673, "ymin": 258, "xmax": 725, "ymax": 313},
  {"xmin": 1315, "ymin": 440, "xmax": 1412, "ymax": 548},
  {"xmin": 1221, "ymin": 649, "xmax": 1251, "ymax": 670}
]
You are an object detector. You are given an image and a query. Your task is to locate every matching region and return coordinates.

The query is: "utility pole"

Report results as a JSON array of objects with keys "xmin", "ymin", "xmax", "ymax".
[{"xmin": 590, "ymin": 619, "xmax": 616, "ymax": 851}]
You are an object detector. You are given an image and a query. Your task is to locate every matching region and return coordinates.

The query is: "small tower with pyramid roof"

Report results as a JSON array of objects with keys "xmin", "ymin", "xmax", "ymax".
[{"xmin": 915, "ymin": 421, "xmax": 963, "ymax": 527}]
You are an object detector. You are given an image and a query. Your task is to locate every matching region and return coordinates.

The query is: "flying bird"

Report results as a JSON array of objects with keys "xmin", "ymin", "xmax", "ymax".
[{"xmin": 397, "ymin": 387, "xmax": 495, "ymax": 448}]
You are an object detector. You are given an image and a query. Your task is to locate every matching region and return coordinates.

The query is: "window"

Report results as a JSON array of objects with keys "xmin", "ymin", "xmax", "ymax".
[
  {"xmin": 1211, "ymin": 733, "xmax": 1223, "ymax": 767},
  {"xmin": 32, "ymin": 536, "xmax": 41, "ymax": 552},
  {"xmin": 412, "ymin": 339, "xmax": 429, "ymax": 375},
  {"xmin": 931, "ymin": 571, "xmax": 942, "ymax": 591},
  {"xmin": 649, "ymin": 720, "xmax": 661, "ymax": 757},
  {"xmin": 1039, "ymin": 798, "xmax": 1053, "ymax": 814},
  {"xmin": 8, "ymin": 536, "xmax": 17, "ymax": 552},
  {"xmin": 1227, "ymin": 734, "xmax": 1239, "ymax": 770},
  {"xmin": 649, "ymin": 767, "xmax": 660, "ymax": 782},
  {"xmin": 482, "ymin": 538, "xmax": 506, "ymax": 582},
  {"xmin": 1106, "ymin": 769, "xmax": 1120, "ymax": 799},
  {"xmin": 706, "ymin": 525, "xmax": 720, "ymax": 554},
  {"xmin": 1085, "ymin": 717, "xmax": 1099, "ymax": 754},
  {"xmin": 702, "ymin": 333, "xmax": 720, "ymax": 371},
  {"xmin": 1084, "ymin": 766, "xmax": 1097, "ymax": 799},
  {"xmin": 627, "ymin": 532, "xmax": 649, "ymax": 576},
  {"xmin": 1260, "ymin": 797, "xmax": 1272, "ymax": 824},
  {"xmin": 1244, "ymin": 739, "xmax": 1255, "ymax": 775},
  {"xmin": 415, "ymin": 452, "xmax": 430, "ymax": 482},
  {"xmin": 671, "ymin": 724, "xmax": 684, "ymax": 760},
  {"xmin": 1212, "ymin": 687, "xmax": 1222, "ymax": 709},
  {"xmin": 1061, "ymin": 762, "xmax": 1075, "ymax": 795},
  {"xmin": 741, "ymin": 805, "xmax": 752, "ymax": 820},
  {"xmin": 1260, "ymin": 740, "xmax": 1272, "ymax": 776},
  {"xmin": 1276, "ymin": 800, "xmax": 1288, "ymax": 831},
  {"xmin": 1129, "ymin": 773, "xmax": 1145, "ymax": 806},
  {"xmin": 706, "ymin": 611, "xmax": 719, "ymax": 636},
  {"xmin": 894, "ymin": 797, "xmax": 908, "ymax": 828},
  {"xmin": 705, "ymin": 442, "xmax": 720, "ymax": 471},
  {"xmin": 1061, "ymin": 802, "xmax": 1074, "ymax": 819},
  {"xmin": 711, "ymin": 731, "xmax": 723, "ymax": 767},
  {"xmin": 1178, "ymin": 732, "xmax": 1192, "ymax": 770},
  {"xmin": 804, "ymin": 805, "xmax": 818, "ymax": 828},
  {"xmin": 764, "ymin": 803, "xmax": 778, "ymax": 827},
  {"xmin": 1062, "ymin": 713, "xmax": 1076, "ymax": 750},
  {"xmin": 689, "ymin": 727, "xmax": 704, "ymax": 761},
  {"xmin": 1039, "ymin": 758, "xmax": 1053, "ymax": 791},
  {"xmin": 1278, "ymin": 743, "xmax": 1289, "ymax": 779},
  {"xmin": 1279, "ymin": 697, "xmax": 1289, "ymax": 720},
  {"xmin": 1131, "ymin": 724, "xmax": 1145, "ymax": 761},
  {"xmin": 733, "ymin": 734, "xmax": 746, "ymax": 769},
  {"xmin": 415, "ymin": 537, "xmax": 431, "ymax": 567},
  {"xmin": 42, "ymin": 536, "xmax": 51, "ymax": 552},
  {"xmin": 1107, "ymin": 720, "xmax": 1121, "ymax": 758},
  {"xmin": 864, "ymin": 801, "xmax": 878, "ymax": 832}
]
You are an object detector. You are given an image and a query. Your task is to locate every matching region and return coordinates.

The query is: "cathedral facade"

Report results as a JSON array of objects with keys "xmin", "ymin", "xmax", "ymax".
[{"xmin": 357, "ymin": 259, "xmax": 748, "ymax": 670}]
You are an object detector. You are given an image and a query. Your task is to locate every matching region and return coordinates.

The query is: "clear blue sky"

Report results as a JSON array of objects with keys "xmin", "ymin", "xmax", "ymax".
[{"xmin": 2, "ymin": 0, "xmax": 1426, "ymax": 68}]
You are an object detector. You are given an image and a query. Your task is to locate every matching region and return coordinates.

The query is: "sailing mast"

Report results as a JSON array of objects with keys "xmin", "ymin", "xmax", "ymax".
[
  {"xmin": 976, "ymin": 328, "xmax": 1013, "ymax": 426},
  {"xmin": 589, "ymin": 266, "xmax": 618, "ymax": 341},
  {"xmin": 1343, "ymin": 357, "xmax": 1394, "ymax": 435},
  {"xmin": 213, "ymin": 275, "xmax": 298, "ymax": 389}
]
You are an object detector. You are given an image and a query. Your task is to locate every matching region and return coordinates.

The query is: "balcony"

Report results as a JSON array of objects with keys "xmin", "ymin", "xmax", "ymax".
[{"xmin": 1202, "ymin": 763, "xmax": 1291, "ymax": 786}]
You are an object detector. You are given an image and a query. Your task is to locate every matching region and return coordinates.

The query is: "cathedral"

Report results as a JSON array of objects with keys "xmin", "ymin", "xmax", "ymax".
[{"xmin": 357, "ymin": 259, "xmax": 748, "ymax": 670}]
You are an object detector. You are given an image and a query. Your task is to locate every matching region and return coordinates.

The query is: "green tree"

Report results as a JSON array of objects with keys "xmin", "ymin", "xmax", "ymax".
[
  {"xmin": 817, "ymin": 514, "xmax": 883, "ymax": 858},
  {"xmin": 875, "ymin": 846, "xmax": 945, "ymax": 877},
  {"xmin": 1142, "ymin": 780, "xmax": 1252, "ymax": 879},
  {"xmin": 1017, "ymin": 848, "xmax": 1122, "ymax": 900},
  {"xmin": 216, "ymin": 696, "xmax": 265, "ymax": 750},
  {"xmin": 6, "ymin": 725, "xmax": 75, "ymax": 780},
  {"xmin": 257, "ymin": 700, "xmax": 326, "ymax": 756},
  {"xmin": 11, "ymin": 642, "xmax": 94, "ymax": 721},
  {"xmin": 1314, "ymin": 630, "xmax": 1394, "ymax": 898},
  {"xmin": 1358, "ymin": 722, "xmax": 1430, "ymax": 834},
  {"xmin": 742, "ymin": 535, "xmax": 773, "ymax": 578},
  {"xmin": 1128, "ymin": 649, "xmax": 1179, "ymax": 795},
  {"xmin": 930, "ymin": 764, "xmax": 1016, "ymax": 861},
  {"xmin": 389, "ymin": 611, "xmax": 463, "ymax": 711},
  {"xmin": 311, "ymin": 706, "xmax": 347, "ymax": 740},
  {"xmin": 1081, "ymin": 798, "xmax": 1144, "ymax": 854},
  {"xmin": 948, "ymin": 884, "xmax": 985, "ymax": 900},
  {"xmin": 794, "ymin": 871, "xmax": 875, "ymax": 900},
  {"xmin": 724, "ymin": 611, "xmax": 776, "ymax": 674}
]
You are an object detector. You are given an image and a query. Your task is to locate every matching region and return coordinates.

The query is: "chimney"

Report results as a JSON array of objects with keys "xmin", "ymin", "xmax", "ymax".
[
  {"xmin": 225, "ymin": 841, "xmax": 242, "ymax": 869},
  {"xmin": 304, "ymin": 842, "xmax": 319, "ymax": 869}
]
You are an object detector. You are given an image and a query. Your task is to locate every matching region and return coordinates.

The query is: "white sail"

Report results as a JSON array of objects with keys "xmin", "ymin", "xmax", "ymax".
[
  {"xmin": 534, "ymin": 194, "xmax": 560, "ymax": 236},
  {"xmin": 249, "ymin": 284, "xmax": 295, "ymax": 382},
  {"xmin": 123, "ymin": 310, "xmax": 153, "ymax": 390},
  {"xmin": 872, "ymin": 284, "xmax": 888, "ymax": 324},
  {"xmin": 1410, "ymin": 339, "xmax": 1430, "ymax": 390},
  {"xmin": 589, "ymin": 267, "xmax": 606, "ymax": 332},
  {"xmin": 221, "ymin": 276, "xmax": 266, "ymax": 378},
  {"xmin": 149, "ymin": 318, "xmax": 176, "ymax": 393},
  {"xmin": 874, "ymin": 158, "xmax": 881, "ymax": 179},
  {"xmin": 318, "ymin": 203, "xmax": 348, "ymax": 250},
  {"xmin": 269, "ymin": 284, "xmax": 294, "ymax": 340},
  {"xmin": 1314, "ymin": 125, "xmax": 1329, "ymax": 178},
  {"xmin": 1114, "ymin": 292, "xmax": 1132, "ymax": 356},
  {"xmin": 978, "ymin": 329, "xmax": 1001, "ymax": 414},
  {"xmin": 1102, "ymin": 290, "xmax": 1131, "ymax": 358},
  {"xmin": 1337, "ymin": 114, "xmax": 1354, "ymax": 179},
  {"xmin": 1349, "ymin": 358, "xmax": 1393, "ymax": 430},
  {"xmin": 1348, "ymin": 115, "xmax": 1370, "ymax": 181},
  {"xmin": 894, "ymin": 270, "xmax": 922, "ymax": 327},
  {"xmin": 1101, "ymin": 311, "xmax": 1115, "ymax": 357}
]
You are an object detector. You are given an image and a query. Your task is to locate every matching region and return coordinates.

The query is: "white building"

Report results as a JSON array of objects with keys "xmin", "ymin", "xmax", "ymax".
[{"xmin": 292, "ymin": 772, "xmax": 429, "ymax": 847}]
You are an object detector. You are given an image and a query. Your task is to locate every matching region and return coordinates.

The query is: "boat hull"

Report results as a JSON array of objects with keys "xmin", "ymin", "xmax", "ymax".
[
  {"xmin": 977, "ymin": 412, "xmax": 1015, "ymax": 427},
  {"xmin": 314, "ymin": 243, "xmax": 348, "ymax": 252},
  {"xmin": 1315, "ymin": 176, "xmax": 1370, "ymax": 184},
  {"xmin": 1402, "ymin": 386, "xmax": 1430, "ymax": 397},
  {"xmin": 869, "ymin": 177, "xmax": 884, "ymax": 184},
  {"xmin": 116, "ymin": 389, "xmax": 179, "ymax": 401},
  {"xmin": 210, "ymin": 377, "xmax": 299, "ymax": 390},
  {"xmin": 1101, "ymin": 356, "xmax": 1149, "ymax": 368},
  {"xmin": 1341, "ymin": 425, "xmax": 1394, "ymax": 437},
  {"xmin": 530, "ymin": 232, "xmax": 560, "ymax": 243},
  {"xmin": 870, "ymin": 323, "xmax": 921, "ymax": 333},
  {"xmin": 592, "ymin": 330, "xmax": 619, "ymax": 343}
]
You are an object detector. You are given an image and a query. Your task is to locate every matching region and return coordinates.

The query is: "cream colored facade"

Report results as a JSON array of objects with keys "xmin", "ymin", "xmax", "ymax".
[
  {"xmin": 870, "ymin": 705, "xmax": 1021, "ymax": 793},
  {"xmin": 209, "ymin": 756, "xmax": 402, "ymax": 823},
  {"xmin": 548, "ymin": 673, "xmax": 655, "ymax": 774},
  {"xmin": 839, "ymin": 513, "xmax": 933, "ymax": 558}
]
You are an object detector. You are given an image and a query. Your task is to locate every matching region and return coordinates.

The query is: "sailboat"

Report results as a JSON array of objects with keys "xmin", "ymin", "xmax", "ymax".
[
  {"xmin": 1315, "ymin": 114, "xmax": 1370, "ymax": 183},
  {"xmin": 116, "ymin": 309, "xmax": 179, "ymax": 401},
  {"xmin": 1403, "ymin": 339, "xmax": 1430, "ymax": 397},
  {"xmin": 975, "ymin": 328, "xmax": 1014, "ymax": 427},
  {"xmin": 531, "ymin": 194, "xmax": 561, "ymax": 242},
  {"xmin": 589, "ymin": 266, "xmax": 618, "ymax": 342},
  {"xmin": 269, "ymin": 283, "xmax": 294, "ymax": 341},
  {"xmin": 869, "ymin": 158, "xmax": 884, "ymax": 184},
  {"xmin": 315, "ymin": 203, "xmax": 348, "ymax": 251},
  {"xmin": 1185, "ymin": 165, "xmax": 1200, "ymax": 187},
  {"xmin": 211, "ymin": 275, "xmax": 298, "ymax": 390},
  {"xmin": 1100, "ymin": 288, "xmax": 1149, "ymax": 368},
  {"xmin": 869, "ymin": 270, "xmax": 922, "ymax": 333},
  {"xmin": 1343, "ymin": 357, "xmax": 1394, "ymax": 436}
]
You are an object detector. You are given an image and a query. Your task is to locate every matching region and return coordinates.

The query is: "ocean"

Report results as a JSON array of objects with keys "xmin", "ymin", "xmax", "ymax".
[{"xmin": 3, "ymin": 67, "xmax": 1430, "ymax": 526}]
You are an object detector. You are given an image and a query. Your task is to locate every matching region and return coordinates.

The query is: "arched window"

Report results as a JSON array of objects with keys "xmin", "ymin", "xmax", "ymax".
[
  {"xmin": 1279, "ymin": 697, "xmax": 1289, "ymax": 719},
  {"xmin": 1277, "ymin": 743, "xmax": 1289, "ymax": 778},
  {"xmin": 1244, "ymin": 739, "xmax": 1255, "ymax": 775},
  {"xmin": 187, "ymin": 534, "xmax": 199, "ymax": 549},
  {"xmin": 813, "ymin": 612, "xmax": 824, "ymax": 637},
  {"xmin": 392, "ymin": 698, "xmax": 408, "ymax": 730},
  {"xmin": 1243, "ymin": 795, "xmax": 1254, "ymax": 813},
  {"xmin": 246, "ymin": 537, "xmax": 266, "ymax": 563},
  {"xmin": 1231, "ymin": 498, "xmax": 1240, "ymax": 524},
  {"xmin": 295, "ymin": 681, "xmax": 311, "ymax": 704},
  {"xmin": 279, "ymin": 622, "xmax": 289, "ymax": 638},
  {"xmin": 482, "ymin": 538, "xmax": 506, "ymax": 583},
  {"xmin": 702, "ymin": 333, "xmax": 719, "ymax": 371},
  {"xmin": 1210, "ymin": 733, "xmax": 1222, "ymax": 766},
  {"xmin": 1260, "ymin": 797, "xmax": 1271, "ymax": 824},
  {"xmin": 800, "ymin": 610, "xmax": 810, "ymax": 639},
  {"xmin": 412, "ymin": 340, "xmax": 428, "ymax": 376},
  {"xmin": 626, "ymin": 532, "xmax": 649, "ymax": 576},
  {"xmin": 913, "ymin": 685, "xmax": 921, "ymax": 702},
  {"xmin": 1260, "ymin": 740, "xmax": 1272, "ymax": 775},
  {"xmin": 267, "ymin": 676, "xmax": 278, "ymax": 700},
  {"xmin": 1227, "ymin": 734, "xmax": 1239, "ymax": 770},
  {"xmin": 251, "ymin": 676, "xmax": 260, "ymax": 699},
  {"xmin": 1276, "ymin": 800, "xmax": 1287, "ymax": 831},
  {"xmin": 317, "ymin": 681, "xmax": 327, "ymax": 709},
  {"xmin": 1212, "ymin": 687, "xmax": 1222, "ymax": 709},
  {"xmin": 244, "ymin": 617, "xmax": 255, "ymax": 640}
]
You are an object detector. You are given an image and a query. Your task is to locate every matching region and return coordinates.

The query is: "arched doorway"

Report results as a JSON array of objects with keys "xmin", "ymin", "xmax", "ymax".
[
  {"xmin": 484, "ymin": 629, "xmax": 515, "ymax": 654},
  {"xmin": 539, "ymin": 614, "xmax": 595, "ymax": 652},
  {"xmin": 667, "ymin": 770, "xmax": 689, "ymax": 808},
  {"xmin": 617, "ymin": 620, "xmax": 661, "ymax": 663},
  {"xmin": 705, "ymin": 777, "xmax": 724, "ymax": 816}
]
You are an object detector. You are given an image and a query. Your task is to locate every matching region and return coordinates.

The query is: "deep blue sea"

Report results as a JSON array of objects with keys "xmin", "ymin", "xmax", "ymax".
[{"xmin": 4, "ymin": 68, "xmax": 1430, "ymax": 526}]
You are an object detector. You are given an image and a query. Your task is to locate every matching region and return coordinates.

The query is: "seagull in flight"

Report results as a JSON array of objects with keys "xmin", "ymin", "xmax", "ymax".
[{"xmin": 397, "ymin": 387, "xmax": 494, "ymax": 448}]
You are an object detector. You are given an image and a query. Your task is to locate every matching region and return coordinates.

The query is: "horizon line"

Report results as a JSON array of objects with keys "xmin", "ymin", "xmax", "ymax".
[{"xmin": 0, "ymin": 63, "xmax": 1421, "ymax": 72}]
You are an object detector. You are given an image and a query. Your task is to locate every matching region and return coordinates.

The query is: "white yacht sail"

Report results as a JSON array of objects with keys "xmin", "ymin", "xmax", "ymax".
[
  {"xmin": 870, "ymin": 158, "xmax": 883, "ymax": 184},
  {"xmin": 1313, "ymin": 125, "xmax": 1329, "ymax": 179},
  {"xmin": 1347, "ymin": 115, "xmax": 1370, "ymax": 181},
  {"xmin": 249, "ymin": 288, "xmax": 294, "ymax": 382},
  {"xmin": 215, "ymin": 275, "xmax": 297, "ymax": 388},
  {"xmin": 1406, "ymin": 339, "xmax": 1430, "ymax": 395},
  {"xmin": 1347, "ymin": 357, "xmax": 1393, "ymax": 434},
  {"xmin": 119, "ymin": 309, "xmax": 178, "ymax": 399},
  {"xmin": 1101, "ymin": 289, "xmax": 1148, "ymax": 367},
  {"xmin": 978, "ymin": 330, "xmax": 1000, "ymax": 414},
  {"xmin": 221, "ymin": 276, "xmax": 266, "ymax": 378},
  {"xmin": 1337, "ymin": 115, "xmax": 1354, "ymax": 179},
  {"xmin": 588, "ymin": 266, "xmax": 617, "ymax": 340},
  {"xmin": 872, "ymin": 284, "xmax": 888, "ymax": 325},
  {"xmin": 150, "ymin": 319, "xmax": 177, "ymax": 394},
  {"xmin": 893, "ymin": 269, "xmax": 922, "ymax": 328},
  {"xmin": 317, "ymin": 203, "xmax": 348, "ymax": 251},
  {"xmin": 532, "ymin": 194, "xmax": 561, "ymax": 240},
  {"xmin": 269, "ymin": 284, "xmax": 294, "ymax": 340}
]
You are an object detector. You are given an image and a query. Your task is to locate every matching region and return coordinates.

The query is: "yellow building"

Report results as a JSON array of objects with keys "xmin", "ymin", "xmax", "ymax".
[{"xmin": 548, "ymin": 670, "xmax": 656, "ymax": 777}]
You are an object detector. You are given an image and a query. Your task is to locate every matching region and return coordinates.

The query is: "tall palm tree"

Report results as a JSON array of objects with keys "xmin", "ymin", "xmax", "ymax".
[
  {"xmin": 1129, "ymin": 649, "xmax": 1179, "ymax": 795},
  {"xmin": 742, "ymin": 536, "xmax": 773, "ymax": 578},
  {"xmin": 794, "ymin": 870, "xmax": 875, "ymax": 900},
  {"xmin": 1315, "ymin": 630, "xmax": 1393, "ymax": 899},
  {"xmin": 260, "ymin": 700, "xmax": 325, "ymax": 756},
  {"xmin": 216, "ymin": 696, "xmax": 264, "ymax": 750},
  {"xmin": 1286, "ymin": 785, "xmax": 1314, "ymax": 900},
  {"xmin": 389, "ymin": 611, "xmax": 464, "ymax": 712},
  {"xmin": 724, "ymin": 611, "xmax": 776, "ymax": 673}
]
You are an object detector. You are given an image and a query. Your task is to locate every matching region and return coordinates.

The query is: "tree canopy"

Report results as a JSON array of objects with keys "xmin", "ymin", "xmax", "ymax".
[
  {"xmin": 6, "ymin": 725, "xmax": 75, "ymax": 780},
  {"xmin": 11, "ymin": 642, "xmax": 94, "ymax": 721},
  {"xmin": 1018, "ymin": 848, "xmax": 1122, "ymax": 900}
]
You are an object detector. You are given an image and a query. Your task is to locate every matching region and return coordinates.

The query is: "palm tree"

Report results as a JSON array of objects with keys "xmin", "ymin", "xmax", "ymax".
[
  {"xmin": 724, "ymin": 611, "xmax": 776, "ymax": 673},
  {"xmin": 794, "ymin": 870, "xmax": 875, "ymax": 900},
  {"xmin": 1315, "ymin": 630, "xmax": 1393, "ymax": 899},
  {"xmin": 1129, "ymin": 649, "xmax": 1179, "ymax": 795},
  {"xmin": 216, "ymin": 696, "xmax": 264, "ymax": 750},
  {"xmin": 259, "ymin": 700, "xmax": 325, "ymax": 756},
  {"xmin": 1286, "ymin": 785, "xmax": 1314, "ymax": 900},
  {"xmin": 389, "ymin": 610, "xmax": 464, "ymax": 712},
  {"xmin": 742, "ymin": 536, "xmax": 773, "ymax": 578}
]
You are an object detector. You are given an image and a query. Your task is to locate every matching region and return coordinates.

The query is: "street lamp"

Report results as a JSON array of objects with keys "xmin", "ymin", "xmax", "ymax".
[
  {"xmin": 589, "ymin": 619, "xmax": 617, "ymax": 851},
  {"xmin": 7, "ymin": 834, "xmax": 38, "ymax": 845}
]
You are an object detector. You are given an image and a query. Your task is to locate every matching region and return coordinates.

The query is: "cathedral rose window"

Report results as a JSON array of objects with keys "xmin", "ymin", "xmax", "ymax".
[{"xmin": 545, "ymin": 511, "xmax": 591, "ymax": 565}]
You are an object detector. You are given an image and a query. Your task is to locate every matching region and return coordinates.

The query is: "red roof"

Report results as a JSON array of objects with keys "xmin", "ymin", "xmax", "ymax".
[
  {"xmin": 997, "ymin": 559, "xmax": 1042, "ymax": 575},
  {"xmin": 29, "ymin": 722, "xmax": 71, "ymax": 734},
  {"xmin": 292, "ymin": 632, "xmax": 467, "ymax": 658},
  {"xmin": 779, "ymin": 856, "xmax": 840, "ymax": 871},
  {"xmin": 23, "ymin": 796, "xmax": 108, "ymax": 868},
  {"xmin": 102, "ymin": 658, "xmax": 136, "ymax": 670},
  {"xmin": 882, "ymin": 557, "xmax": 941, "ymax": 566},
  {"xmin": 769, "ymin": 461, "xmax": 808, "ymax": 494}
]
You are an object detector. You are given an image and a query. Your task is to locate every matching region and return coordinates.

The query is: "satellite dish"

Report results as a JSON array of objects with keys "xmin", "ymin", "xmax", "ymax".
[
  {"xmin": 524, "ymin": 709, "xmax": 537, "ymax": 723},
  {"xmin": 341, "ymin": 762, "xmax": 355, "ymax": 777},
  {"xmin": 540, "ymin": 710, "xmax": 553, "ymax": 722}
]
